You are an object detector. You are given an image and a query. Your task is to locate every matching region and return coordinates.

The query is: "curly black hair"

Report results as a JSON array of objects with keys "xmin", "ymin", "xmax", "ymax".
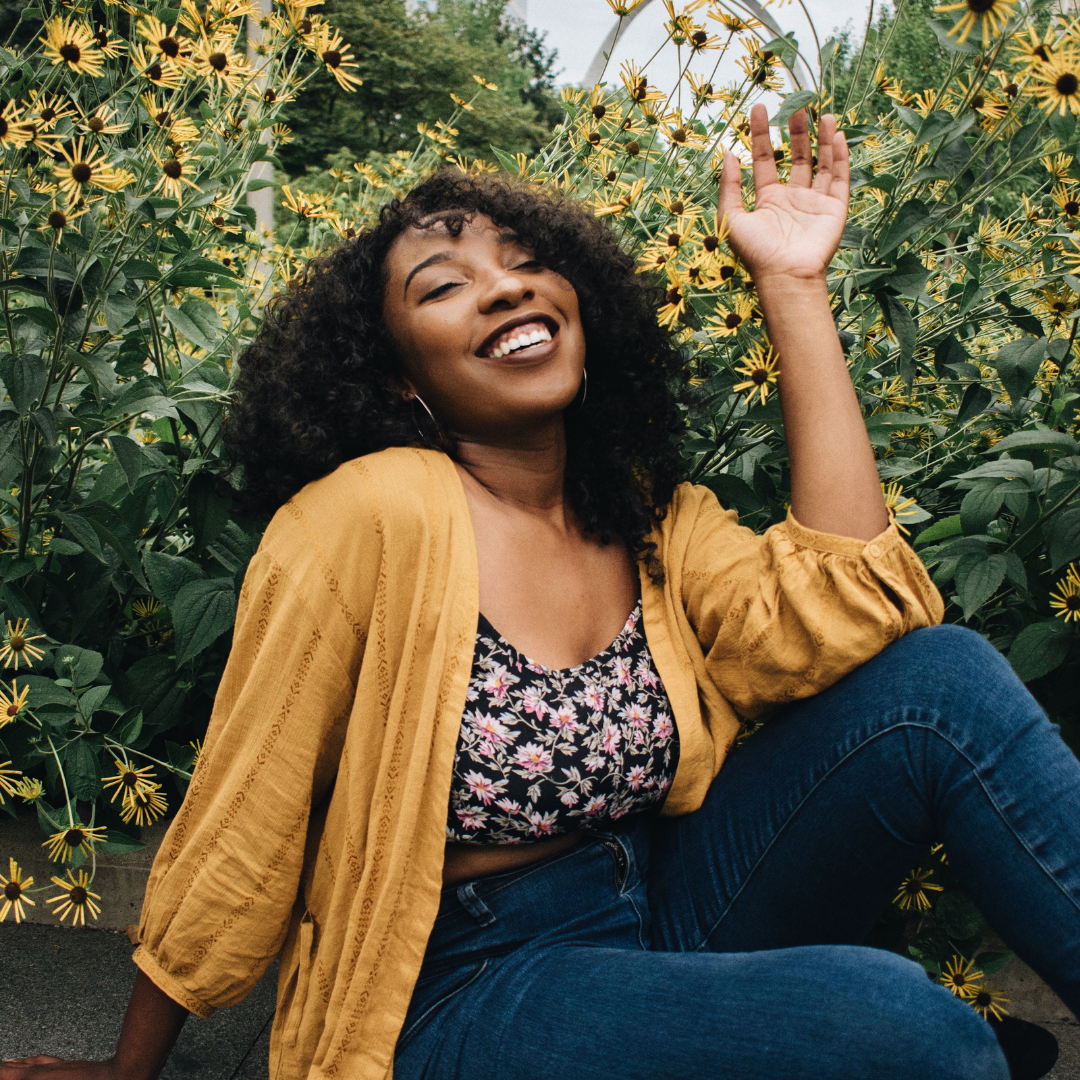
[{"xmin": 224, "ymin": 169, "xmax": 688, "ymax": 565}]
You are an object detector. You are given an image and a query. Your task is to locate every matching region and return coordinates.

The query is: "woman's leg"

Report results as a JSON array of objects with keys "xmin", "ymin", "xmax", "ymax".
[
  {"xmin": 647, "ymin": 624, "xmax": 1080, "ymax": 1014},
  {"xmin": 398, "ymin": 939, "xmax": 1007, "ymax": 1080}
]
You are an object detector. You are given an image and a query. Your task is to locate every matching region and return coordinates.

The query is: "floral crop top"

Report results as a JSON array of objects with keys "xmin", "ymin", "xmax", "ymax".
[{"xmin": 446, "ymin": 600, "xmax": 680, "ymax": 844}]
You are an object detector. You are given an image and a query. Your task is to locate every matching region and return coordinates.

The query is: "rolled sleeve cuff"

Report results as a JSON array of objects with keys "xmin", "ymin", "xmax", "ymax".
[
  {"xmin": 133, "ymin": 944, "xmax": 216, "ymax": 1019},
  {"xmin": 781, "ymin": 508, "xmax": 904, "ymax": 561}
]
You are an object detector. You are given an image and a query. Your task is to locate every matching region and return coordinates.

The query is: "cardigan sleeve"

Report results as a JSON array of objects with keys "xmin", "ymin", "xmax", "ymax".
[
  {"xmin": 678, "ymin": 489, "xmax": 944, "ymax": 718},
  {"xmin": 133, "ymin": 544, "xmax": 360, "ymax": 1017}
]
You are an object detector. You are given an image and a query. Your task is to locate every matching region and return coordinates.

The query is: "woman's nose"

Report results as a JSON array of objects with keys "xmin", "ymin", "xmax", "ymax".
[{"xmin": 478, "ymin": 267, "xmax": 533, "ymax": 310}]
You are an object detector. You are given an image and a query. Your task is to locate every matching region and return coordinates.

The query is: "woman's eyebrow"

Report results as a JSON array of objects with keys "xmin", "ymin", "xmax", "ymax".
[{"xmin": 403, "ymin": 252, "xmax": 452, "ymax": 298}]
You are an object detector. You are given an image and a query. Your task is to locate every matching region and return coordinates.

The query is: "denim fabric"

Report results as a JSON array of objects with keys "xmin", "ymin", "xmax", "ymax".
[{"xmin": 393, "ymin": 625, "xmax": 1080, "ymax": 1080}]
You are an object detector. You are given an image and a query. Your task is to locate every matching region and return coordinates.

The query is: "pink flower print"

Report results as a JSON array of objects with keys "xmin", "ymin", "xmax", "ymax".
[
  {"xmin": 583, "ymin": 794, "xmax": 607, "ymax": 816},
  {"xmin": 584, "ymin": 752, "xmax": 606, "ymax": 773},
  {"xmin": 632, "ymin": 730, "xmax": 645, "ymax": 747},
  {"xmin": 559, "ymin": 789, "xmax": 580, "ymax": 807},
  {"xmin": 473, "ymin": 712, "xmax": 513, "ymax": 745},
  {"xmin": 514, "ymin": 742, "xmax": 554, "ymax": 774},
  {"xmin": 634, "ymin": 657, "xmax": 658, "ymax": 688},
  {"xmin": 456, "ymin": 806, "xmax": 488, "ymax": 831},
  {"xmin": 495, "ymin": 797, "xmax": 522, "ymax": 814},
  {"xmin": 652, "ymin": 713, "xmax": 674, "ymax": 741},
  {"xmin": 625, "ymin": 609, "xmax": 639, "ymax": 634},
  {"xmin": 625, "ymin": 765, "xmax": 647, "ymax": 791},
  {"xmin": 528, "ymin": 810, "xmax": 558, "ymax": 837},
  {"xmin": 622, "ymin": 702, "xmax": 649, "ymax": 730},
  {"xmin": 549, "ymin": 704, "xmax": 580, "ymax": 734},
  {"xmin": 613, "ymin": 655, "xmax": 633, "ymax": 686},
  {"xmin": 520, "ymin": 687, "xmax": 548, "ymax": 720},
  {"xmin": 580, "ymin": 683, "xmax": 605, "ymax": 713},
  {"xmin": 465, "ymin": 685, "xmax": 480, "ymax": 702},
  {"xmin": 463, "ymin": 770, "xmax": 500, "ymax": 805},
  {"xmin": 610, "ymin": 804, "xmax": 630, "ymax": 820},
  {"xmin": 483, "ymin": 664, "xmax": 518, "ymax": 703},
  {"xmin": 601, "ymin": 723, "xmax": 622, "ymax": 755},
  {"xmin": 608, "ymin": 686, "xmax": 623, "ymax": 705}
]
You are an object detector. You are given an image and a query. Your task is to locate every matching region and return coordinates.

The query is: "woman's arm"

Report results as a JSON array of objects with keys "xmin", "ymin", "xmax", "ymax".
[
  {"xmin": 719, "ymin": 103, "xmax": 889, "ymax": 542},
  {"xmin": 0, "ymin": 971, "xmax": 189, "ymax": 1080}
]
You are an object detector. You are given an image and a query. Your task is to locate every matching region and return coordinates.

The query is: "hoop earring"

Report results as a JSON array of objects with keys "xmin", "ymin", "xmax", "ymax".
[
  {"xmin": 571, "ymin": 369, "xmax": 587, "ymax": 415},
  {"xmin": 409, "ymin": 392, "xmax": 440, "ymax": 442}
]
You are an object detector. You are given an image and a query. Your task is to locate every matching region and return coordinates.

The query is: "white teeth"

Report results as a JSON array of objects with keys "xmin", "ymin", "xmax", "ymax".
[{"xmin": 487, "ymin": 324, "xmax": 553, "ymax": 358}]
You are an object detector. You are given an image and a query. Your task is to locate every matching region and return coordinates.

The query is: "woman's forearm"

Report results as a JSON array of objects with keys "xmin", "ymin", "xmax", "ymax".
[{"xmin": 757, "ymin": 273, "xmax": 889, "ymax": 541}]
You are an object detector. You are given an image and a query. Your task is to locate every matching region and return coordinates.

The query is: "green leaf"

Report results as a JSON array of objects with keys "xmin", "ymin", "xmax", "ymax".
[
  {"xmin": 104, "ymin": 293, "xmax": 137, "ymax": 335},
  {"xmin": 142, "ymin": 550, "xmax": 205, "ymax": 606},
  {"xmin": 975, "ymin": 951, "xmax": 1015, "ymax": 976},
  {"xmin": 1009, "ymin": 621, "xmax": 1071, "ymax": 682},
  {"xmin": 991, "ymin": 337, "xmax": 1047, "ymax": 404},
  {"xmin": 935, "ymin": 890, "xmax": 988, "ymax": 942},
  {"xmin": 989, "ymin": 430, "xmax": 1080, "ymax": 456},
  {"xmin": 955, "ymin": 383, "xmax": 992, "ymax": 425},
  {"xmin": 172, "ymin": 578, "xmax": 236, "ymax": 665},
  {"xmin": 0, "ymin": 353, "xmax": 46, "ymax": 415},
  {"xmin": 58, "ymin": 513, "xmax": 105, "ymax": 562},
  {"xmin": 929, "ymin": 17, "xmax": 979, "ymax": 53},
  {"xmin": 20, "ymin": 674, "xmax": 76, "ymax": 708},
  {"xmin": 77, "ymin": 683, "xmax": 112, "ymax": 720},
  {"xmin": 115, "ymin": 708, "xmax": 143, "ymax": 747},
  {"xmin": 877, "ymin": 199, "xmax": 932, "ymax": 258},
  {"xmin": 53, "ymin": 645, "xmax": 104, "ymax": 688},
  {"xmin": 955, "ymin": 459, "xmax": 1034, "ymax": 483},
  {"xmin": 163, "ymin": 299, "xmax": 224, "ymax": 353},
  {"xmin": 769, "ymin": 89, "xmax": 816, "ymax": 129},
  {"xmin": 886, "ymin": 253, "xmax": 931, "ymax": 298},
  {"xmin": 1049, "ymin": 109, "xmax": 1076, "ymax": 145},
  {"xmin": 64, "ymin": 738, "xmax": 102, "ymax": 801},
  {"xmin": 761, "ymin": 32, "xmax": 799, "ymax": 69},
  {"xmin": 1048, "ymin": 508, "xmax": 1080, "ymax": 572},
  {"xmin": 98, "ymin": 829, "xmax": 146, "ymax": 855},
  {"xmin": 994, "ymin": 291, "xmax": 1043, "ymax": 336},
  {"xmin": 122, "ymin": 259, "xmax": 159, "ymax": 280},
  {"xmin": 187, "ymin": 473, "xmax": 232, "ymax": 553},
  {"xmin": 110, "ymin": 434, "xmax": 152, "ymax": 492},
  {"xmin": 956, "ymin": 552, "xmax": 1006, "ymax": 619},
  {"xmin": 914, "ymin": 515, "xmax": 962, "ymax": 546},
  {"xmin": 934, "ymin": 335, "xmax": 968, "ymax": 375},
  {"xmin": 701, "ymin": 473, "xmax": 763, "ymax": 513},
  {"xmin": 960, "ymin": 486, "xmax": 1004, "ymax": 536},
  {"xmin": 121, "ymin": 656, "xmax": 184, "ymax": 732}
]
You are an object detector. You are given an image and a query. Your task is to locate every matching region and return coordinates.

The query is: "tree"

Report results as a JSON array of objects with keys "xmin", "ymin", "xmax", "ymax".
[{"xmin": 277, "ymin": 0, "xmax": 562, "ymax": 176}]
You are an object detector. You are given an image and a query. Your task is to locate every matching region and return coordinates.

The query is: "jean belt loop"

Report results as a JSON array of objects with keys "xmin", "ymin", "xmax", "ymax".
[{"xmin": 456, "ymin": 882, "xmax": 497, "ymax": 926}]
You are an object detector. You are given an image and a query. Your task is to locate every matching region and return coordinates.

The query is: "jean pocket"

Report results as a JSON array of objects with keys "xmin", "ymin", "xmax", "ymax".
[{"xmin": 395, "ymin": 959, "xmax": 490, "ymax": 1056}]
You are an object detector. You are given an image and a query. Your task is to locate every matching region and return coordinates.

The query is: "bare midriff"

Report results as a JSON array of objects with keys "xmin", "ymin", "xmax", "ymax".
[{"xmin": 442, "ymin": 830, "xmax": 586, "ymax": 887}]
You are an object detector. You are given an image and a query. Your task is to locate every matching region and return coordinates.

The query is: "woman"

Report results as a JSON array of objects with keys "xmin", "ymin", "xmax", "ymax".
[{"xmin": 4, "ymin": 106, "xmax": 1077, "ymax": 1080}]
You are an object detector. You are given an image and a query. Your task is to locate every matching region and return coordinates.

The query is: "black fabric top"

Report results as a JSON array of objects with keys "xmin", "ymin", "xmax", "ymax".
[{"xmin": 446, "ymin": 600, "xmax": 680, "ymax": 844}]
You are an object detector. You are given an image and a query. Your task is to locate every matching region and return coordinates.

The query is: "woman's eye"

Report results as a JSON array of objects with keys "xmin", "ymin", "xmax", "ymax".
[
  {"xmin": 514, "ymin": 260, "xmax": 542, "ymax": 270},
  {"xmin": 420, "ymin": 281, "xmax": 461, "ymax": 302}
]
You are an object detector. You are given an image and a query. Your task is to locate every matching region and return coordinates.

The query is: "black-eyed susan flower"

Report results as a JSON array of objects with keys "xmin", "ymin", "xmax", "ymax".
[
  {"xmin": 734, "ymin": 344, "xmax": 780, "ymax": 406},
  {"xmin": 130, "ymin": 43, "xmax": 186, "ymax": 91},
  {"xmin": 1033, "ymin": 48, "xmax": 1080, "ymax": 116},
  {"xmin": 308, "ymin": 24, "xmax": 363, "ymax": 92},
  {"xmin": 662, "ymin": 113, "xmax": 708, "ymax": 151},
  {"xmin": 0, "ymin": 761, "xmax": 21, "ymax": 801},
  {"xmin": 25, "ymin": 90, "xmax": 76, "ymax": 129},
  {"xmin": 707, "ymin": 294, "xmax": 756, "ymax": 337},
  {"xmin": 42, "ymin": 822, "xmax": 107, "ymax": 863},
  {"xmin": 968, "ymin": 982, "xmax": 1009, "ymax": 1021},
  {"xmin": 0, "ymin": 101, "xmax": 29, "ymax": 151},
  {"xmin": 79, "ymin": 105, "xmax": 129, "ymax": 137},
  {"xmin": 150, "ymin": 147, "xmax": 201, "ymax": 203},
  {"xmin": 1050, "ymin": 565, "xmax": 1080, "ymax": 622},
  {"xmin": 737, "ymin": 41, "xmax": 783, "ymax": 91},
  {"xmin": 47, "ymin": 869, "xmax": 101, "ymax": 926},
  {"xmin": 620, "ymin": 61, "xmax": 664, "ymax": 107},
  {"xmin": 941, "ymin": 956, "xmax": 984, "ymax": 998},
  {"xmin": 0, "ymin": 858, "xmax": 35, "ymax": 923},
  {"xmin": 271, "ymin": 122, "xmax": 293, "ymax": 146},
  {"xmin": 91, "ymin": 25, "xmax": 125, "ymax": 60},
  {"xmin": 0, "ymin": 681, "xmax": 29, "ymax": 729},
  {"xmin": 893, "ymin": 866, "xmax": 944, "ymax": 910},
  {"xmin": 656, "ymin": 266, "xmax": 689, "ymax": 328},
  {"xmin": 40, "ymin": 16, "xmax": 105, "ymax": 77},
  {"xmin": 14, "ymin": 777, "xmax": 43, "ymax": 802},
  {"xmin": 121, "ymin": 784, "xmax": 168, "ymax": 826},
  {"xmin": 281, "ymin": 184, "xmax": 334, "ymax": 220},
  {"xmin": 191, "ymin": 34, "xmax": 252, "ymax": 93},
  {"xmin": 605, "ymin": 0, "xmax": 646, "ymax": 15},
  {"xmin": 882, "ymin": 483, "xmax": 923, "ymax": 536},
  {"xmin": 189, "ymin": 738, "xmax": 204, "ymax": 772},
  {"xmin": 1051, "ymin": 183, "xmax": 1080, "ymax": 217},
  {"xmin": 53, "ymin": 139, "xmax": 134, "ymax": 202},
  {"xmin": 136, "ymin": 17, "xmax": 192, "ymax": 65},
  {"xmin": 0, "ymin": 619, "xmax": 45, "ymax": 671},
  {"xmin": 934, "ymin": 0, "xmax": 1018, "ymax": 47},
  {"xmin": 472, "ymin": 74, "xmax": 498, "ymax": 90},
  {"xmin": 101, "ymin": 757, "xmax": 157, "ymax": 804},
  {"xmin": 1010, "ymin": 23, "xmax": 1057, "ymax": 69},
  {"xmin": 594, "ymin": 176, "xmax": 646, "ymax": 218},
  {"xmin": 132, "ymin": 597, "xmax": 162, "ymax": 619}
]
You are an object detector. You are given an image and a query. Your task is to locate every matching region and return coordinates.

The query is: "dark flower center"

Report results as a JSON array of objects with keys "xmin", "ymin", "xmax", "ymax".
[
  {"xmin": 222, "ymin": 256, "xmax": 232, "ymax": 266},
  {"xmin": 156, "ymin": 110, "xmax": 171, "ymax": 125},
  {"xmin": 606, "ymin": 170, "xmax": 617, "ymax": 182},
  {"xmin": 773, "ymin": 148, "xmax": 784, "ymax": 162},
  {"xmin": 967, "ymin": 0, "xmax": 996, "ymax": 10},
  {"xmin": 0, "ymin": 119, "xmax": 7, "ymax": 138},
  {"xmin": 70, "ymin": 886, "xmax": 88, "ymax": 904},
  {"xmin": 1034, "ymin": 45, "xmax": 1050, "ymax": 62},
  {"xmin": 41, "ymin": 107, "xmax": 56, "ymax": 122},
  {"xmin": 588, "ymin": 132, "xmax": 601, "ymax": 145},
  {"xmin": 163, "ymin": 159, "xmax": 182, "ymax": 178},
  {"xmin": 691, "ymin": 30, "xmax": 708, "ymax": 45},
  {"xmin": 322, "ymin": 49, "xmax": 341, "ymax": 67},
  {"xmin": 1057, "ymin": 73, "xmax": 1078, "ymax": 96},
  {"xmin": 122, "ymin": 772, "xmax": 138, "ymax": 787},
  {"xmin": 666, "ymin": 287, "xmax": 681, "ymax": 304},
  {"xmin": 70, "ymin": 163, "xmax": 92, "ymax": 184},
  {"xmin": 631, "ymin": 78, "xmax": 648, "ymax": 101},
  {"xmin": 703, "ymin": 235, "xmax": 719, "ymax": 251},
  {"xmin": 209, "ymin": 52, "xmax": 228, "ymax": 71},
  {"xmin": 666, "ymin": 232, "xmax": 681, "ymax": 247},
  {"xmin": 1066, "ymin": 595, "xmax": 1080, "ymax": 610},
  {"xmin": 148, "ymin": 63, "xmax": 163, "ymax": 80},
  {"xmin": 672, "ymin": 127, "xmax": 687, "ymax": 142},
  {"xmin": 264, "ymin": 89, "xmax": 276, "ymax": 102},
  {"xmin": 94, "ymin": 29, "xmax": 108, "ymax": 47},
  {"xmin": 6, "ymin": 703, "xmax": 19, "ymax": 716},
  {"xmin": 345, "ymin": 227, "xmax": 356, "ymax": 238},
  {"xmin": 973, "ymin": 991, "xmax": 992, "ymax": 1006},
  {"xmin": 720, "ymin": 265, "xmax": 735, "ymax": 280},
  {"xmin": 725, "ymin": 312, "xmax": 742, "ymax": 329},
  {"xmin": 299, "ymin": 17, "xmax": 312, "ymax": 32},
  {"xmin": 213, "ymin": 215, "xmax": 226, "ymax": 226},
  {"xmin": 4, "ymin": 881, "xmax": 20, "ymax": 899},
  {"xmin": 1005, "ymin": 83, "xmax": 1018, "ymax": 97},
  {"xmin": 669, "ymin": 200, "xmax": 684, "ymax": 215},
  {"xmin": 9, "ymin": 634, "xmax": 26, "ymax": 650},
  {"xmin": 64, "ymin": 828, "xmax": 85, "ymax": 847},
  {"xmin": 159, "ymin": 35, "xmax": 180, "ymax": 58},
  {"xmin": 59, "ymin": 43, "xmax": 81, "ymax": 63},
  {"xmin": 1065, "ymin": 201, "xmax": 1079, "ymax": 215},
  {"xmin": 970, "ymin": 94, "xmax": 985, "ymax": 109},
  {"xmin": 625, "ymin": 140, "xmax": 640, "ymax": 156},
  {"xmin": 592, "ymin": 104, "xmax": 606, "ymax": 119},
  {"xmin": 751, "ymin": 368, "xmax": 768, "ymax": 385},
  {"xmin": 88, "ymin": 116, "xmax": 104, "ymax": 132}
]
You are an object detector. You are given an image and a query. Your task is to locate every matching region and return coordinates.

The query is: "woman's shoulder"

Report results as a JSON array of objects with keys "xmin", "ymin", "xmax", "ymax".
[{"xmin": 657, "ymin": 481, "xmax": 740, "ymax": 533}]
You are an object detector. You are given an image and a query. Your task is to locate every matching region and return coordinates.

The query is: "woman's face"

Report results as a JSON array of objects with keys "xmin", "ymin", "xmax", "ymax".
[{"xmin": 381, "ymin": 213, "xmax": 586, "ymax": 441}]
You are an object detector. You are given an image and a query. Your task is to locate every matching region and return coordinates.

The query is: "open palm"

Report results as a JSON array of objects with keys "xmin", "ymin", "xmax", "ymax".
[{"xmin": 719, "ymin": 104, "xmax": 850, "ymax": 286}]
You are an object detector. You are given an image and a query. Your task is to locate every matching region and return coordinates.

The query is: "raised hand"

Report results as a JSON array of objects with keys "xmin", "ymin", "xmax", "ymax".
[{"xmin": 719, "ymin": 103, "xmax": 850, "ymax": 287}]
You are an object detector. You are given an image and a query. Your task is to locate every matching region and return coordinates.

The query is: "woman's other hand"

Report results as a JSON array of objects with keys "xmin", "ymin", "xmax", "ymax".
[
  {"xmin": 719, "ymin": 103, "xmax": 849, "ymax": 287},
  {"xmin": 0, "ymin": 1058, "xmax": 120, "ymax": 1079}
]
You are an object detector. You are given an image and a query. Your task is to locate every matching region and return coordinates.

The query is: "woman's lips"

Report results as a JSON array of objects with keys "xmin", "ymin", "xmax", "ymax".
[{"xmin": 483, "ymin": 320, "xmax": 554, "ymax": 358}]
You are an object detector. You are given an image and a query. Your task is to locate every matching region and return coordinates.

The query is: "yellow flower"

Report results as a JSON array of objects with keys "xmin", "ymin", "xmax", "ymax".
[
  {"xmin": 190, "ymin": 33, "xmax": 251, "ymax": 92},
  {"xmin": 309, "ymin": 25, "xmax": 362, "ymax": 91},
  {"xmin": 24, "ymin": 91, "xmax": 76, "ymax": 129},
  {"xmin": 14, "ymin": 777, "xmax": 43, "ymax": 802},
  {"xmin": 101, "ymin": 757, "xmax": 157, "ymax": 804},
  {"xmin": 661, "ymin": 113, "xmax": 708, "ymax": 151},
  {"xmin": 620, "ymin": 62, "xmax": 664, "ymax": 106},
  {"xmin": 707, "ymin": 294, "xmax": 756, "ymax": 337},
  {"xmin": 0, "ymin": 858, "xmax": 35, "ymax": 923},
  {"xmin": 0, "ymin": 761, "xmax": 21, "ymax": 801},
  {"xmin": 1051, "ymin": 183, "xmax": 1080, "ymax": 218},
  {"xmin": 941, "ymin": 955, "xmax": 984, "ymax": 999},
  {"xmin": 47, "ymin": 869, "xmax": 101, "ymax": 926},
  {"xmin": 0, "ymin": 680, "xmax": 29, "ymax": 729},
  {"xmin": 0, "ymin": 619, "xmax": 45, "ymax": 671},
  {"xmin": 1050, "ymin": 565, "xmax": 1080, "ymax": 622},
  {"xmin": 40, "ymin": 16, "xmax": 105, "ymax": 76},
  {"xmin": 0, "ymin": 101, "xmax": 29, "ymax": 150},
  {"xmin": 132, "ymin": 597, "xmax": 162, "ymax": 619},
  {"xmin": 42, "ymin": 822, "xmax": 108, "ymax": 863},
  {"xmin": 120, "ymin": 784, "xmax": 169, "ymax": 827},
  {"xmin": 1009, "ymin": 23, "xmax": 1057, "ymax": 69},
  {"xmin": 736, "ymin": 40, "xmax": 783, "ymax": 91},
  {"xmin": 882, "ymin": 482, "xmax": 922, "ymax": 536},
  {"xmin": 190, "ymin": 738, "xmax": 204, "ymax": 772},
  {"xmin": 151, "ymin": 147, "xmax": 202, "ymax": 203},
  {"xmin": 79, "ymin": 104, "xmax": 129, "ymax": 136},
  {"xmin": 734, "ymin": 344, "xmax": 780, "ymax": 406},
  {"xmin": 53, "ymin": 138, "xmax": 134, "ymax": 202},
  {"xmin": 968, "ymin": 982, "xmax": 1009, "ymax": 1021},
  {"xmin": 281, "ymin": 184, "xmax": 333, "ymax": 220},
  {"xmin": 472, "ymin": 74, "xmax": 498, "ymax": 90},
  {"xmin": 593, "ymin": 176, "xmax": 646, "ymax": 217},
  {"xmin": 656, "ymin": 265, "xmax": 689, "ymax": 328},
  {"xmin": 272, "ymin": 122, "xmax": 293, "ymax": 146},
  {"xmin": 934, "ymin": 0, "xmax": 1018, "ymax": 47},
  {"xmin": 1032, "ymin": 47, "xmax": 1080, "ymax": 116},
  {"xmin": 141, "ymin": 96, "xmax": 201, "ymax": 144},
  {"xmin": 605, "ymin": 0, "xmax": 646, "ymax": 14},
  {"xmin": 136, "ymin": 17, "xmax": 193, "ymax": 65},
  {"xmin": 130, "ymin": 43, "xmax": 186, "ymax": 90},
  {"xmin": 893, "ymin": 866, "xmax": 944, "ymax": 910},
  {"xmin": 449, "ymin": 92, "xmax": 474, "ymax": 111}
]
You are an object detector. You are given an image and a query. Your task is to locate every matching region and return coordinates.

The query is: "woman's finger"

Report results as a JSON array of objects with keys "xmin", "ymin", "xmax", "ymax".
[
  {"xmin": 717, "ymin": 150, "xmax": 745, "ymax": 224},
  {"xmin": 787, "ymin": 108, "xmax": 813, "ymax": 188},
  {"xmin": 830, "ymin": 126, "xmax": 851, "ymax": 209},
  {"xmin": 747, "ymin": 102, "xmax": 780, "ymax": 194},
  {"xmin": 813, "ymin": 113, "xmax": 835, "ymax": 194}
]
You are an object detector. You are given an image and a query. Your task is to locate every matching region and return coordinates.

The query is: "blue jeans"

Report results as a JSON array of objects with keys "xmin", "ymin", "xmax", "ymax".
[{"xmin": 393, "ymin": 626, "xmax": 1080, "ymax": 1079}]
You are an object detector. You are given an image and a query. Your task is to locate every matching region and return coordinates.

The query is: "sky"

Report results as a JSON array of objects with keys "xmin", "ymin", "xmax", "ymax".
[{"xmin": 523, "ymin": 0, "xmax": 877, "ymax": 92}]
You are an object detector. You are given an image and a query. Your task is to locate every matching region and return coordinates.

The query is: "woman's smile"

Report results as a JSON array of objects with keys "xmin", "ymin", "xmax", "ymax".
[{"xmin": 477, "ymin": 314, "xmax": 558, "ymax": 361}]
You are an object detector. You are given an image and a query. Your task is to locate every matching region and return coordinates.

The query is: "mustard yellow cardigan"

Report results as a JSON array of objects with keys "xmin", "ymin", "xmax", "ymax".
[{"xmin": 133, "ymin": 446, "xmax": 943, "ymax": 1079}]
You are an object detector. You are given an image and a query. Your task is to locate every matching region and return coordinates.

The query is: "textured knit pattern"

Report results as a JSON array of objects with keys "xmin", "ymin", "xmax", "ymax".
[
  {"xmin": 132, "ymin": 448, "xmax": 944, "ymax": 1080},
  {"xmin": 447, "ymin": 600, "xmax": 678, "ymax": 843}
]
